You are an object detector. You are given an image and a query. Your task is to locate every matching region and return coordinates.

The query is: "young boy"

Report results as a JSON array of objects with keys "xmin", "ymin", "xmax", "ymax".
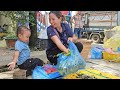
[{"xmin": 7, "ymin": 26, "xmax": 44, "ymax": 76}]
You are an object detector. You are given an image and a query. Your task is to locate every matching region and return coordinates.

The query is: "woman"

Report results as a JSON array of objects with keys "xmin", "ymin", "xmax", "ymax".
[{"xmin": 46, "ymin": 11, "xmax": 83, "ymax": 65}]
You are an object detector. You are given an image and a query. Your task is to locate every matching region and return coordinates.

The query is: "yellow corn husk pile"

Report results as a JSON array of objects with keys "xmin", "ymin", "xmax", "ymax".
[
  {"xmin": 111, "ymin": 26, "xmax": 120, "ymax": 31},
  {"xmin": 104, "ymin": 34, "xmax": 120, "ymax": 51},
  {"xmin": 104, "ymin": 26, "xmax": 120, "ymax": 51},
  {"xmin": 64, "ymin": 68, "xmax": 120, "ymax": 79},
  {"xmin": 104, "ymin": 26, "xmax": 120, "ymax": 36}
]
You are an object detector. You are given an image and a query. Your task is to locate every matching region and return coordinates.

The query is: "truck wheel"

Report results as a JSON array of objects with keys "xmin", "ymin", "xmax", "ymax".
[
  {"xmin": 91, "ymin": 34, "xmax": 101, "ymax": 43},
  {"xmin": 83, "ymin": 33, "xmax": 87, "ymax": 38}
]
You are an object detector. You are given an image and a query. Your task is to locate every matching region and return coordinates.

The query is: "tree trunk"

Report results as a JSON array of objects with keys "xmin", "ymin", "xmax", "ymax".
[{"xmin": 29, "ymin": 11, "xmax": 37, "ymax": 48}]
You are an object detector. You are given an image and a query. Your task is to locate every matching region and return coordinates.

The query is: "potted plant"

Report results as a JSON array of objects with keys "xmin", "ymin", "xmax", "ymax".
[
  {"xmin": 4, "ymin": 32, "xmax": 18, "ymax": 50},
  {"xmin": 0, "ymin": 25, "xmax": 8, "ymax": 39}
]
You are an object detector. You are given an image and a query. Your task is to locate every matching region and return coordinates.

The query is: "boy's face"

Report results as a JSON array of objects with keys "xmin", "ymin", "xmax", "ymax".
[{"xmin": 18, "ymin": 30, "xmax": 31, "ymax": 43}]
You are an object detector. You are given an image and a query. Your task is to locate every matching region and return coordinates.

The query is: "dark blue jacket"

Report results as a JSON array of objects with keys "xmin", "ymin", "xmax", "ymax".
[{"xmin": 46, "ymin": 23, "xmax": 74, "ymax": 52}]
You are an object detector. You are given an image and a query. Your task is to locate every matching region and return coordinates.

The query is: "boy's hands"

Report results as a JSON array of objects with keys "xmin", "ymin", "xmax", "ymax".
[
  {"xmin": 7, "ymin": 62, "xmax": 16, "ymax": 71},
  {"xmin": 7, "ymin": 51, "xmax": 19, "ymax": 70}
]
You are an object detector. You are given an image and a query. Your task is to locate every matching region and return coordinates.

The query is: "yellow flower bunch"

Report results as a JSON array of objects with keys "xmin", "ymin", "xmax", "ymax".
[
  {"xmin": 64, "ymin": 68, "xmax": 120, "ymax": 79},
  {"xmin": 64, "ymin": 73, "xmax": 80, "ymax": 79},
  {"xmin": 78, "ymin": 68, "xmax": 120, "ymax": 79}
]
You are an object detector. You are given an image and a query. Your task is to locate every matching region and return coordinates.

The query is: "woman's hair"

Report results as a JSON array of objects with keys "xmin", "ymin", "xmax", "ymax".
[
  {"xmin": 17, "ymin": 26, "xmax": 31, "ymax": 36},
  {"xmin": 49, "ymin": 11, "xmax": 62, "ymax": 19},
  {"xmin": 61, "ymin": 15, "xmax": 66, "ymax": 21}
]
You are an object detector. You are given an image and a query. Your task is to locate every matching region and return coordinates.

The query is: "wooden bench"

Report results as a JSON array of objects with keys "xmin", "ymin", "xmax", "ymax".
[
  {"xmin": 13, "ymin": 69, "xmax": 27, "ymax": 79},
  {"xmin": 81, "ymin": 39, "xmax": 93, "ymax": 61}
]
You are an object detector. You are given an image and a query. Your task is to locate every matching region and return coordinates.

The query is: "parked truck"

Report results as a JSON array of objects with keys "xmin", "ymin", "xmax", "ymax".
[{"xmin": 81, "ymin": 11, "xmax": 118, "ymax": 43}]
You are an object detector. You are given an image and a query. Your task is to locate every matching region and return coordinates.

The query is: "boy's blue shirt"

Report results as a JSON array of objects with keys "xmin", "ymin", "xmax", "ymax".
[{"xmin": 15, "ymin": 40, "xmax": 30, "ymax": 65}]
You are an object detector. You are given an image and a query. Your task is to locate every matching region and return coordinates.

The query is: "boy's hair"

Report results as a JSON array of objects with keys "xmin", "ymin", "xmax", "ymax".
[{"xmin": 17, "ymin": 26, "xmax": 31, "ymax": 37}]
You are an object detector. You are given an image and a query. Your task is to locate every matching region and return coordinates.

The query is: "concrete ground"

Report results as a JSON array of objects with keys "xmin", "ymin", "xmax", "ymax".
[
  {"xmin": 0, "ymin": 48, "xmax": 48, "ymax": 79},
  {"xmin": 0, "ymin": 39, "xmax": 120, "ymax": 79},
  {"xmin": 1, "ymin": 59, "xmax": 120, "ymax": 79},
  {"xmin": 0, "ymin": 47, "xmax": 49, "ymax": 79},
  {"xmin": 0, "ymin": 48, "xmax": 48, "ymax": 66}
]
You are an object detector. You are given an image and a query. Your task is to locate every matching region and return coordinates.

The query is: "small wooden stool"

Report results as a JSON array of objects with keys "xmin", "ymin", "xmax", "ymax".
[
  {"xmin": 81, "ymin": 39, "xmax": 93, "ymax": 61},
  {"xmin": 13, "ymin": 69, "xmax": 27, "ymax": 79}
]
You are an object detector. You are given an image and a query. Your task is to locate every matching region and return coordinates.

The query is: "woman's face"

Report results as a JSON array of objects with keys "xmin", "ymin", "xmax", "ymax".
[{"xmin": 49, "ymin": 13, "xmax": 61, "ymax": 28}]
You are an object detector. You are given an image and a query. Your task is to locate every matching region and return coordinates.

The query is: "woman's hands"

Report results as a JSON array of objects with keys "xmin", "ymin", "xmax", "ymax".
[
  {"xmin": 64, "ymin": 48, "xmax": 70, "ymax": 54},
  {"xmin": 63, "ymin": 49, "xmax": 71, "ymax": 56}
]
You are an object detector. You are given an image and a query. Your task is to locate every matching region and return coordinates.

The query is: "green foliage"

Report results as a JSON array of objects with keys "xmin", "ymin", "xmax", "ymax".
[
  {"xmin": 0, "ymin": 11, "xmax": 37, "ymax": 48},
  {"xmin": 0, "ymin": 11, "xmax": 37, "ymax": 30},
  {"xmin": 0, "ymin": 11, "xmax": 32, "ymax": 39},
  {"xmin": 4, "ymin": 32, "xmax": 17, "ymax": 39},
  {"xmin": 0, "ymin": 11, "xmax": 29, "ymax": 23}
]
